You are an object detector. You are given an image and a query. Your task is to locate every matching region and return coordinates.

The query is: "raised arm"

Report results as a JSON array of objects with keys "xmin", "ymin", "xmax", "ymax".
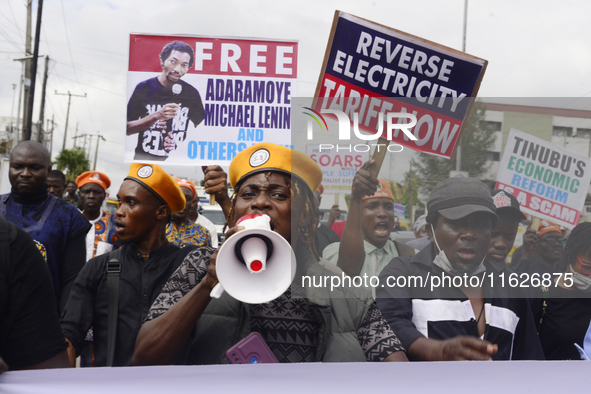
[
  {"xmin": 202, "ymin": 165, "xmax": 233, "ymax": 227},
  {"xmin": 132, "ymin": 251, "xmax": 219, "ymax": 365},
  {"xmin": 336, "ymin": 160, "xmax": 379, "ymax": 276}
]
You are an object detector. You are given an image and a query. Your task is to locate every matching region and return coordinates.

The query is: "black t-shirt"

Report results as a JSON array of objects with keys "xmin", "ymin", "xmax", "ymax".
[
  {"xmin": 61, "ymin": 242, "xmax": 196, "ymax": 366},
  {"xmin": 0, "ymin": 219, "xmax": 67, "ymax": 369},
  {"xmin": 127, "ymin": 77, "xmax": 205, "ymax": 161},
  {"xmin": 533, "ymin": 285, "xmax": 591, "ymax": 360}
]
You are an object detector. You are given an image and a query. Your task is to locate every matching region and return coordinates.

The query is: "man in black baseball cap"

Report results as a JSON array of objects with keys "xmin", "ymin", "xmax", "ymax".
[
  {"xmin": 377, "ymin": 177, "xmax": 543, "ymax": 361},
  {"xmin": 487, "ymin": 190, "xmax": 527, "ymax": 267}
]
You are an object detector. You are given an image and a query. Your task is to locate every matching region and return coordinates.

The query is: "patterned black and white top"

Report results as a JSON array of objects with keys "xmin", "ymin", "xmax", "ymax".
[{"xmin": 146, "ymin": 247, "xmax": 404, "ymax": 362}]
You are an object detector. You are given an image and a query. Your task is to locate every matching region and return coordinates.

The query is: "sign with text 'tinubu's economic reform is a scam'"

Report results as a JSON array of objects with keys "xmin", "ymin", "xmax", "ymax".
[
  {"xmin": 496, "ymin": 128, "xmax": 591, "ymax": 228},
  {"xmin": 312, "ymin": 11, "xmax": 487, "ymax": 159}
]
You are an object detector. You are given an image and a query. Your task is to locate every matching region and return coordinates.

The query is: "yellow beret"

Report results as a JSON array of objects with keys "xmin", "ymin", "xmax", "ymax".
[
  {"xmin": 362, "ymin": 179, "xmax": 395, "ymax": 202},
  {"xmin": 229, "ymin": 143, "xmax": 322, "ymax": 194},
  {"xmin": 76, "ymin": 171, "xmax": 111, "ymax": 191},
  {"xmin": 125, "ymin": 163, "xmax": 186, "ymax": 213},
  {"xmin": 175, "ymin": 178, "xmax": 196, "ymax": 201}
]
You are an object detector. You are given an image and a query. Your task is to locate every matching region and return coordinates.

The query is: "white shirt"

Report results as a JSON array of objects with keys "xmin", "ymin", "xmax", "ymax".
[
  {"xmin": 85, "ymin": 215, "xmax": 102, "ymax": 262},
  {"xmin": 195, "ymin": 214, "xmax": 218, "ymax": 248},
  {"xmin": 85, "ymin": 213, "xmax": 115, "ymax": 262}
]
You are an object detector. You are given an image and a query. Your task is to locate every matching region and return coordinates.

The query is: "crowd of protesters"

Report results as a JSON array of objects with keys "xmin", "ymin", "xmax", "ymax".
[{"xmin": 1, "ymin": 140, "xmax": 591, "ymax": 374}]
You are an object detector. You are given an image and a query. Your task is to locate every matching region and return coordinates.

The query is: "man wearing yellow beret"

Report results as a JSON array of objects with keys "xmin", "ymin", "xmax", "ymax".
[
  {"xmin": 76, "ymin": 171, "xmax": 120, "ymax": 263},
  {"xmin": 323, "ymin": 161, "xmax": 414, "ymax": 297},
  {"xmin": 61, "ymin": 163, "xmax": 198, "ymax": 367},
  {"xmin": 166, "ymin": 178, "xmax": 211, "ymax": 248},
  {"xmin": 134, "ymin": 143, "xmax": 407, "ymax": 365}
]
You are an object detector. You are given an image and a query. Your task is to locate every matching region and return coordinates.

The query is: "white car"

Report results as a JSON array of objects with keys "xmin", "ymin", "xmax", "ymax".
[{"xmin": 200, "ymin": 204, "xmax": 227, "ymax": 244}]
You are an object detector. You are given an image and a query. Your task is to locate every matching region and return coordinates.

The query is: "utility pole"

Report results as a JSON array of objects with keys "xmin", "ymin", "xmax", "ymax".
[
  {"xmin": 10, "ymin": 84, "xmax": 16, "ymax": 139},
  {"xmin": 13, "ymin": 55, "xmax": 34, "ymax": 144},
  {"xmin": 456, "ymin": 0, "xmax": 468, "ymax": 173},
  {"xmin": 24, "ymin": 0, "xmax": 44, "ymax": 140},
  {"xmin": 47, "ymin": 115, "xmax": 55, "ymax": 158},
  {"xmin": 85, "ymin": 135, "xmax": 91, "ymax": 160},
  {"xmin": 73, "ymin": 123, "xmax": 78, "ymax": 148},
  {"xmin": 72, "ymin": 133, "xmax": 84, "ymax": 148},
  {"xmin": 55, "ymin": 90, "xmax": 86, "ymax": 151},
  {"xmin": 408, "ymin": 162, "xmax": 413, "ymax": 224},
  {"xmin": 83, "ymin": 134, "xmax": 88, "ymax": 156},
  {"xmin": 92, "ymin": 134, "xmax": 106, "ymax": 171},
  {"xmin": 37, "ymin": 55, "xmax": 50, "ymax": 143},
  {"xmin": 22, "ymin": 0, "xmax": 32, "ymax": 140}
]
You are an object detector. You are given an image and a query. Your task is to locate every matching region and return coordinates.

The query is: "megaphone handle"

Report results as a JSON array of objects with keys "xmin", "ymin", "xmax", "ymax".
[{"xmin": 210, "ymin": 282, "xmax": 224, "ymax": 299}]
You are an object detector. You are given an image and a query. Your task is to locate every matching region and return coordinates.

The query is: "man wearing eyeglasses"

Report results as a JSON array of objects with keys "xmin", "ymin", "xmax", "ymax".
[{"xmin": 513, "ymin": 220, "xmax": 566, "ymax": 277}]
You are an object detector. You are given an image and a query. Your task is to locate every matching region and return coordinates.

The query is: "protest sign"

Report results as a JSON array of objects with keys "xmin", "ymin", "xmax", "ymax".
[
  {"xmin": 496, "ymin": 128, "xmax": 591, "ymax": 229},
  {"xmin": 126, "ymin": 34, "xmax": 297, "ymax": 165},
  {"xmin": 394, "ymin": 203, "xmax": 406, "ymax": 217},
  {"xmin": 306, "ymin": 145, "xmax": 369, "ymax": 193},
  {"xmin": 312, "ymin": 11, "xmax": 487, "ymax": 160}
]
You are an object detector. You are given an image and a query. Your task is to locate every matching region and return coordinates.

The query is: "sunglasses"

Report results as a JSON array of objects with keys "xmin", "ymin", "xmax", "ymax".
[
  {"xmin": 577, "ymin": 257, "xmax": 591, "ymax": 275},
  {"xmin": 539, "ymin": 237, "xmax": 565, "ymax": 245}
]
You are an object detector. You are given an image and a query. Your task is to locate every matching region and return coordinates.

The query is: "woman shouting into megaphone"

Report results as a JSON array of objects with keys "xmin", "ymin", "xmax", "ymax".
[{"xmin": 133, "ymin": 143, "xmax": 408, "ymax": 366}]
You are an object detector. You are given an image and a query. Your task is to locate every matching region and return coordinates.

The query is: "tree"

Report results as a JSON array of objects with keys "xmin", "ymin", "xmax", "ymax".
[
  {"xmin": 411, "ymin": 101, "xmax": 495, "ymax": 196},
  {"xmin": 53, "ymin": 148, "xmax": 90, "ymax": 181},
  {"xmin": 393, "ymin": 173, "xmax": 422, "ymax": 220}
]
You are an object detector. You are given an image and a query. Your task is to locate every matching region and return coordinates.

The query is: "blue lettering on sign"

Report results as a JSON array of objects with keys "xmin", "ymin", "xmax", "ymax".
[
  {"xmin": 188, "ymin": 141, "xmax": 197, "ymax": 159},
  {"xmin": 198, "ymin": 141, "xmax": 207, "ymax": 160},
  {"xmin": 511, "ymin": 173, "xmax": 569, "ymax": 204},
  {"xmin": 186, "ymin": 141, "xmax": 248, "ymax": 161},
  {"xmin": 207, "ymin": 142, "xmax": 218, "ymax": 160}
]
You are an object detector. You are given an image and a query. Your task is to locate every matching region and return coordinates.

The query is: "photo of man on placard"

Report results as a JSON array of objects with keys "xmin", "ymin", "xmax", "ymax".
[{"xmin": 127, "ymin": 41, "xmax": 205, "ymax": 161}]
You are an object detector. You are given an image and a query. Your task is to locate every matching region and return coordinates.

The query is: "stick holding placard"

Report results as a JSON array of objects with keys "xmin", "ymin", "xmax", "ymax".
[{"xmin": 368, "ymin": 138, "xmax": 390, "ymax": 178}]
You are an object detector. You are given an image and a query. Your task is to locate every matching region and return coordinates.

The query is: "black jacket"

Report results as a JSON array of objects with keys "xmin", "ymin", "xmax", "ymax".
[{"xmin": 376, "ymin": 245, "xmax": 545, "ymax": 360}]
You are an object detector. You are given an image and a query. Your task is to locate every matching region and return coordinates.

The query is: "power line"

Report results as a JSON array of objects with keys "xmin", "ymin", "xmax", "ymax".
[
  {"xmin": 0, "ymin": 25, "xmax": 25, "ymax": 53},
  {"xmin": 59, "ymin": 0, "xmax": 98, "ymax": 132},
  {"xmin": 50, "ymin": 71, "xmax": 125, "ymax": 97},
  {"xmin": 6, "ymin": 0, "xmax": 24, "ymax": 44},
  {"xmin": 55, "ymin": 90, "xmax": 86, "ymax": 151}
]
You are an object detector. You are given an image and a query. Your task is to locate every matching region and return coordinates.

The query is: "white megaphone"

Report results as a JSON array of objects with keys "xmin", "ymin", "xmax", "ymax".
[{"xmin": 210, "ymin": 214, "xmax": 296, "ymax": 304}]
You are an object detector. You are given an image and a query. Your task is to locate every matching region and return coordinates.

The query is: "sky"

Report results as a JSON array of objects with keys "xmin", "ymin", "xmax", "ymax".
[{"xmin": 1, "ymin": 0, "xmax": 591, "ymax": 195}]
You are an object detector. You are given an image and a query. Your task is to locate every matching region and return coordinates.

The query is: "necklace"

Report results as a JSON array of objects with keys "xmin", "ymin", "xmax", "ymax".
[{"xmin": 475, "ymin": 302, "xmax": 485, "ymax": 325}]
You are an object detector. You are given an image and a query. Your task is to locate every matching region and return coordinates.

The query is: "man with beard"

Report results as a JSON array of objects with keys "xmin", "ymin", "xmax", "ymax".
[
  {"xmin": 486, "ymin": 190, "xmax": 526, "ymax": 268},
  {"xmin": 376, "ymin": 177, "xmax": 544, "ymax": 361},
  {"xmin": 132, "ymin": 143, "xmax": 407, "ymax": 365},
  {"xmin": 127, "ymin": 41, "xmax": 205, "ymax": 161},
  {"xmin": 322, "ymin": 162, "xmax": 414, "ymax": 297},
  {"xmin": 1, "ymin": 141, "xmax": 90, "ymax": 313},
  {"xmin": 61, "ymin": 163, "xmax": 195, "ymax": 367},
  {"xmin": 166, "ymin": 178, "xmax": 211, "ymax": 248}
]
